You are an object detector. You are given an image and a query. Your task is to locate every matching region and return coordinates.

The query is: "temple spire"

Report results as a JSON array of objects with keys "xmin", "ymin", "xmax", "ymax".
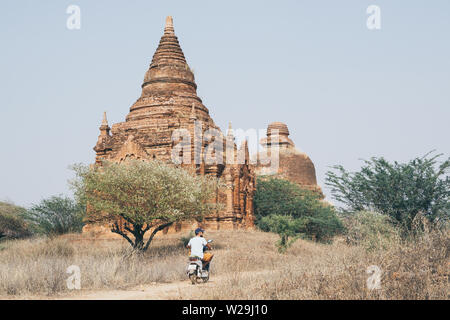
[
  {"xmin": 101, "ymin": 112, "xmax": 108, "ymax": 126},
  {"xmin": 127, "ymin": 15, "xmax": 202, "ymax": 122},
  {"xmin": 164, "ymin": 16, "xmax": 174, "ymax": 34},
  {"xmin": 99, "ymin": 111, "xmax": 110, "ymax": 136},
  {"xmin": 226, "ymin": 122, "xmax": 236, "ymax": 158},
  {"xmin": 227, "ymin": 122, "xmax": 234, "ymax": 138},
  {"xmin": 241, "ymin": 139, "xmax": 250, "ymax": 163}
]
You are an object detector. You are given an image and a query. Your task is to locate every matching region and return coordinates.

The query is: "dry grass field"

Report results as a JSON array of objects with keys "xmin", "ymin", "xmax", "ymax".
[{"xmin": 0, "ymin": 228, "xmax": 448, "ymax": 299}]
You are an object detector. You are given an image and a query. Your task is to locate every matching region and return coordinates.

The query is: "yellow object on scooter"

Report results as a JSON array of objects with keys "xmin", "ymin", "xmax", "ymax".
[{"xmin": 203, "ymin": 252, "xmax": 213, "ymax": 262}]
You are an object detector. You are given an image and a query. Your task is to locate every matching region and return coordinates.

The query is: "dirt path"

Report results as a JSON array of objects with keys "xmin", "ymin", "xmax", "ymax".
[
  {"xmin": 60, "ymin": 270, "xmax": 270, "ymax": 300},
  {"xmin": 63, "ymin": 278, "xmax": 215, "ymax": 300}
]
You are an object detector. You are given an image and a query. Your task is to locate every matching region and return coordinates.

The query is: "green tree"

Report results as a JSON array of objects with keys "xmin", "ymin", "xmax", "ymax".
[
  {"xmin": 24, "ymin": 195, "xmax": 85, "ymax": 235},
  {"xmin": 0, "ymin": 202, "xmax": 31, "ymax": 240},
  {"xmin": 325, "ymin": 152, "xmax": 450, "ymax": 232},
  {"xmin": 254, "ymin": 178, "xmax": 343, "ymax": 252},
  {"xmin": 70, "ymin": 160, "xmax": 218, "ymax": 252},
  {"xmin": 254, "ymin": 178, "xmax": 315, "ymax": 220}
]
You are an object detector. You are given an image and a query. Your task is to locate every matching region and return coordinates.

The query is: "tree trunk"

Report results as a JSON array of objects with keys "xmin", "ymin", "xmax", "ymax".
[
  {"xmin": 281, "ymin": 235, "xmax": 287, "ymax": 247},
  {"xmin": 112, "ymin": 221, "xmax": 174, "ymax": 252},
  {"xmin": 133, "ymin": 232, "xmax": 144, "ymax": 251}
]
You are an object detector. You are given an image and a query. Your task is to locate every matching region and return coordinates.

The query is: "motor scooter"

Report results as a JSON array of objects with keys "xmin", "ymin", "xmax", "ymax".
[{"xmin": 186, "ymin": 239, "xmax": 213, "ymax": 284}]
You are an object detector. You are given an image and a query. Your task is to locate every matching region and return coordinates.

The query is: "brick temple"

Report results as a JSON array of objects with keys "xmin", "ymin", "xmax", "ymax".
[
  {"xmin": 86, "ymin": 17, "xmax": 322, "ymax": 235},
  {"xmin": 89, "ymin": 17, "xmax": 256, "ymax": 234}
]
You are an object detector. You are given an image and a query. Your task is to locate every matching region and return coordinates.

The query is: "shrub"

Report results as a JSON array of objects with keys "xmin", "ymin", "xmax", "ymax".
[
  {"xmin": 258, "ymin": 214, "xmax": 304, "ymax": 252},
  {"xmin": 254, "ymin": 178, "xmax": 343, "ymax": 252},
  {"xmin": 0, "ymin": 201, "xmax": 25, "ymax": 215},
  {"xmin": 0, "ymin": 202, "xmax": 31, "ymax": 240},
  {"xmin": 24, "ymin": 195, "xmax": 85, "ymax": 236},
  {"xmin": 341, "ymin": 211, "xmax": 400, "ymax": 250},
  {"xmin": 302, "ymin": 206, "xmax": 345, "ymax": 242}
]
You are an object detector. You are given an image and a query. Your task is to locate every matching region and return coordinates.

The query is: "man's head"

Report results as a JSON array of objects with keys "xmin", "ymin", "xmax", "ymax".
[{"xmin": 195, "ymin": 227, "xmax": 205, "ymax": 237}]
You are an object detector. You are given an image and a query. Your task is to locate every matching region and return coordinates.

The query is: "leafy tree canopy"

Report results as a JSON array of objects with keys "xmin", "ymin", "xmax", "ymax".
[
  {"xmin": 325, "ymin": 152, "xmax": 450, "ymax": 232},
  {"xmin": 0, "ymin": 201, "xmax": 31, "ymax": 240},
  {"xmin": 24, "ymin": 195, "xmax": 85, "ymax": 236},
  {"xmin": 70, "ymin": 160, "xmax": 219, "ymax": 251}
]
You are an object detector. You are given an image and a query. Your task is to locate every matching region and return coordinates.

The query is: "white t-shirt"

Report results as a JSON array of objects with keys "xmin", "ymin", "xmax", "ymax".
[{"xmin": 188, "ymin": 236, "xmax": 207, "ymax": 259}]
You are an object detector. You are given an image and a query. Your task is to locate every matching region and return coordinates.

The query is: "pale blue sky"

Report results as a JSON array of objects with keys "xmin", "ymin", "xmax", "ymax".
[{"xmin": 1, "ymin": 0, "xmax": 449, "ymax": 207}]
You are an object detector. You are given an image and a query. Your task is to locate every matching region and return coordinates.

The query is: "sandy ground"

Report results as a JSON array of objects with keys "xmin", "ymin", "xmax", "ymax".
[
  {"xmin": 67, "ymin": 270, "xmax": 271, "ymax": 300},
  {"xmin": 63, "ymin": 276, "xmax": 221, "ymax": 300},
  {"xmin": 0, "ymin": 278, "xmax": 215, "ymax": 300},
  {"xmin": 1, "ymin": 271, "xmax": 269, "ymax": 300}
]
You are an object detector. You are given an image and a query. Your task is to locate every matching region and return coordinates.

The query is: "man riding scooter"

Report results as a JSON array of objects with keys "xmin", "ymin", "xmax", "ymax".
[{"xmin": 186, "ymin": 228, "xmax": 214, "ymax": 272}]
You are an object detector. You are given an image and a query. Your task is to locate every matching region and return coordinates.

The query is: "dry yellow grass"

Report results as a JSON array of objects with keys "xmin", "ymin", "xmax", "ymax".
[
  {"xmin": 0, "ymin": 235, "xmax": 187, "ymax": 297},
  {"xmin": 0, "ymin": 228, "xmax": 448, "ymax": 299}
]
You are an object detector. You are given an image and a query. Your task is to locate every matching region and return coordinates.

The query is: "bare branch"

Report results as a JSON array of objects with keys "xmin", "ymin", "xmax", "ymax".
[
  {"xmin": 143, "ymin": 222, "xmax": 173, "ymax": 251},
  {"xmin": 111, "ymin": 222, "xmax": 134, "ymax": 247}
]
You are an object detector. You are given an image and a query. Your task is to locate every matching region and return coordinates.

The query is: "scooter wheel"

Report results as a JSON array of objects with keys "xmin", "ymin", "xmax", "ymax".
[{"xmin": 189, "ymin": 273, "xmax": 197, "ymax": 285}]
